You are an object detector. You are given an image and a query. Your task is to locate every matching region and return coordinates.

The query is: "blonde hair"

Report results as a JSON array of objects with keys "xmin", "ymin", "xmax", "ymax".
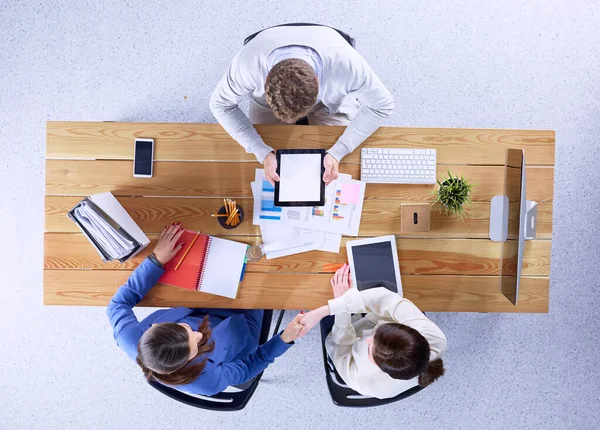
[{"xmin": 265, "ymin": 59, "xmax": 318, "ymax": 122}]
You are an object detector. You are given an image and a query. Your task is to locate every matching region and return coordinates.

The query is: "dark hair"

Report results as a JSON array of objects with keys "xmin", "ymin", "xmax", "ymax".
[
  {"xmin": 372, "ymin": 323, "xmax": 445, "ymax": 387},
  {"xmin": 265, "ymin": 58, "xmax": 318, "ymax": 122},
  {"xmin": 136, "ymin": 316, "xmax": 214, "ymax": 386}
]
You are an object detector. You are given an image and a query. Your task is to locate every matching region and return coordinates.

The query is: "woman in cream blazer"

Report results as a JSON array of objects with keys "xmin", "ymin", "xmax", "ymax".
[{"xmin": 300, "ymin": 264, "xmax": 447, "ymax": 399}]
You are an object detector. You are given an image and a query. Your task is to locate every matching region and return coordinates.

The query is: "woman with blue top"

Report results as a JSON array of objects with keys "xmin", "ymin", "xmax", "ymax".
[{"xmin": 107, "ymin": 223, "xmax": 304, "ymax": 396}]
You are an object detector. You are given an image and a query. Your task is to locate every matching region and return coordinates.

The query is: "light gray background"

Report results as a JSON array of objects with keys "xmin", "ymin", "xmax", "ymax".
[{"xmin": 1, "ymin": 0, "xmax": 599, "ymax": 429}]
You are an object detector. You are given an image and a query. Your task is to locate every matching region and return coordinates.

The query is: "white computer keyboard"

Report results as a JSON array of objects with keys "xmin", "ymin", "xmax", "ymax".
[{"xmin": 361, "ymin": 148, "xmax": 437, "ymax": 184}]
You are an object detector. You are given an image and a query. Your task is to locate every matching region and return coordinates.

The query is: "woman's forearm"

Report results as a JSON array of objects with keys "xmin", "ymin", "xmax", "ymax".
[{"xmin": 315, "ymin": 305, "xmax": 331, "ymax": 319}]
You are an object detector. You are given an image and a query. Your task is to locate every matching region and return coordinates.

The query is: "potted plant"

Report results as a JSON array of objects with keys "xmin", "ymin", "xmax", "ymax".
[{"xmin": 433, "ymin": 170, "xmax": 473, "ymax": 221}]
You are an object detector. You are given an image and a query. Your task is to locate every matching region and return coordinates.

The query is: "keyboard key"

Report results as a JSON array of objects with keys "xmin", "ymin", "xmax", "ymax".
[
  {"xmin": 390, "ymin": 149, "xmax": 413, "ymax": 155},
  {"xmin": 361, "ymin": 148, "xmax": 436, "ymax": 184}
]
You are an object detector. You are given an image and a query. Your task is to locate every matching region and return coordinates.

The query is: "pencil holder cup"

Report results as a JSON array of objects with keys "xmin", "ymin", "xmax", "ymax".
[{"xmin": 217, "ymin": 205, "xmax": 244, "ymax": 230}]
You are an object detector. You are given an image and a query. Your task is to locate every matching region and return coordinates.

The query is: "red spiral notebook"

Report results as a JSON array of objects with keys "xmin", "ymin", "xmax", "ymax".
[{"xmin": 158, "ymin": 230, "xmax": 248, "ymax": 299}]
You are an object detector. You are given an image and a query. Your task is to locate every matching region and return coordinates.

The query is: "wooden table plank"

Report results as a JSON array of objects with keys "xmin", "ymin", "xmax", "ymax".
[
  {"xmin": 47, "ymin": 122, "xmax": 556, "ymax": 165},
  {"xmin": 44, "ymin": 234, "xmax": 551, "ymax": 277},
  {"xmin": 44, "ymin": 233, "xmax": 551, "ymax": 276},
  {"xmin": 43, "ymin": 270, "xmax": 548, "ymax": 313},
  {"xmin": 45, "ymin": 196, "xmax": 553, "ymax": 239},
  {"xmin": 45, "ymin": 159, "xmax": 554, "ymax": 202}
]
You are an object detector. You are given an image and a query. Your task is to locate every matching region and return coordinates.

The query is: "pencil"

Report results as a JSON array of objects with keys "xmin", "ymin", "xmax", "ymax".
[
  {"xmin": 225, "ymin": 208, "xmax": 238, "ymax": 225},
  {"xmin": 227, "ymin": 208, "xmax": 238, "ymax": 225},
  {"xmin": 175, "ymin": 231, "xmax": 200, "ymax": 270},
  {"xmin": 211, "ymin": 214, "xmax": 228, "ymax": 217}
]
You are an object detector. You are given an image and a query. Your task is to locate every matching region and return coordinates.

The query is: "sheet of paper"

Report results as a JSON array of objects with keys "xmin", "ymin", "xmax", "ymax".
[
  {"xmin": 73, "ymin": 202, "xmax": 136, "ymax": 259},
  {"xmin": 252, "ymin": 169, "xmax": 365, "ymax": 236},
  {"xmin": 278, "ymin": 153, "xmax": 322, "ymax": 202},
  {"xmin": 316, "ymin": 231, "xmax": 342, "ymax": 253},
  {"xmin": 339, "ymin": 182, "xmax": 362, "ymax": 204},
  {"xmin": 282, "ymin": 176, "xmax": 365, "ymax": 236},
  {"xmin": 252, "ymin": 179, "xmax": 282, "ymax": 223},
  {"xmin": 260, "ymin": 224, "xmax": 320, "ymax": 259}
]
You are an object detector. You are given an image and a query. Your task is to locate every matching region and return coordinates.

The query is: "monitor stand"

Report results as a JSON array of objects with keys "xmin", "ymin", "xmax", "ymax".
[
  {"xmin": 489, "ymin": 196, "xmax": 538, "ymax": 242},
  {"xmin": 524, "ymin": 200, "xmax": 538, "ymax": 240}
]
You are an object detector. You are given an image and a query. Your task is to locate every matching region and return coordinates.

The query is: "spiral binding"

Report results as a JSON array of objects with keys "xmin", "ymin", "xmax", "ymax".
[{"xmin": 194, "ymin": 235, "xmax": 211, "ymax": 291}]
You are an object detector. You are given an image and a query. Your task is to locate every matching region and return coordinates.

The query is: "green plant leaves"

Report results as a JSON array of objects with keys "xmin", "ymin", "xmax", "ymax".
[{"xmin": 432, "ymin": 169, "xmax": 474, "ymax": 222}]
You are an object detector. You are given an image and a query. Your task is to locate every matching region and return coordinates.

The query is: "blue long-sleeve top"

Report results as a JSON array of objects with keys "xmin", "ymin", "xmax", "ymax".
[{"xmin": 107, "ymin": 258, "xmax": 293, "ymax": 395}]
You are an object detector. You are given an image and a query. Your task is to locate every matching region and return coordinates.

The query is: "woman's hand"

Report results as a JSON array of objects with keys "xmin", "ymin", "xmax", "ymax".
[
  {"xmin": 299, "ymin": 306, "xmax": 330, "ymax": 336},
  {"xmin": 331, "ymin": 263, "xmax": 351, "ymax": 298},
  {"xmin": 153, "ymin": 223, "xmax": 186, "ymax": 265},
  {"xmin": 280, "ymin": 313, "xmax": 305, "ymax": 344}
]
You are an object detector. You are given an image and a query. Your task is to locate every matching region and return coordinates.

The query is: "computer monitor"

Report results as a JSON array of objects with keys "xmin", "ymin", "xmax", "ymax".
[
  {"xmin": 489, "ymin": 149, "xmax": 538, "ymax": 305},
  {"xmin": 500, "ymin": 149, "xmax": 527, "ymax": 305}
]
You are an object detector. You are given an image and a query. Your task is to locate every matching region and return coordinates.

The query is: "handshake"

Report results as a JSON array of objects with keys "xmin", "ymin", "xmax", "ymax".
[{"xmin": 280, "ymin": 263, "xmax": 352, "ymax": 343}]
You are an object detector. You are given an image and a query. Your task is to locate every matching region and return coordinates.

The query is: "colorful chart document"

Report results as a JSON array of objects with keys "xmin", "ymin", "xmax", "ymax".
[
  {"xmin": 251, "ymin": 171, "xmax": 344, "ymax": 257},
  {"xmin": 252, "ymin": 169, "xmax": 366, "ymax": 237}
]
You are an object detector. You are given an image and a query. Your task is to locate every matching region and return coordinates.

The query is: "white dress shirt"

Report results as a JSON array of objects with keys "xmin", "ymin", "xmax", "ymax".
[{"xmin": 209, "ymin": 25, "xmax": 395, "ymax": 163}]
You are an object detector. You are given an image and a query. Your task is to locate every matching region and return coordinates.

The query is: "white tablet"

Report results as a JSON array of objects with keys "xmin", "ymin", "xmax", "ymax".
[
  {"xmin": 274, "ymin": 149, "xmax": 325, "ymax": 206},
  {"xmin": 346, "ymin": 235, "xmax": 403, "ymax": 296}
]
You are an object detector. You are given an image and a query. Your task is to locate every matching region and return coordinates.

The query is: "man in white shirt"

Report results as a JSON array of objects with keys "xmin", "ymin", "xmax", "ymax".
[{"xmin": 209, "ymin": 24, "xmax": 395, "ymax": 185}]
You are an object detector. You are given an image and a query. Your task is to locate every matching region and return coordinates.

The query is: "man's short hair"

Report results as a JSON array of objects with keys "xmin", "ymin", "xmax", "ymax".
[{"xmin": 265, "ymin": 59, "xmax": 318, "ymax": 122}]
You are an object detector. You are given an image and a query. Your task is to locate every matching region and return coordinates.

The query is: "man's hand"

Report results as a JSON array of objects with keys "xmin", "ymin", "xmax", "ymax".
[
  {"xmin": 323, "ymin": 153, "xmax": 339, "ymax": 185},
  {"xmin": 331, "ymin": 263, "xmax": 351, "ymax": 298},
  {"xmin": 153, "ymin": 223, "xmax": 185, "ymax": 265},
  {"xmin": 264, "ymin": 152, "xmax": 280, "ymax": 186}
]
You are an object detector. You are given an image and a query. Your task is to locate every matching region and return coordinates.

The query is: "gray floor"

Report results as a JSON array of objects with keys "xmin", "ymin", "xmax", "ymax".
[{"xmin": 1, "ymin": 1, "xmax": 599, "ymax": 429}]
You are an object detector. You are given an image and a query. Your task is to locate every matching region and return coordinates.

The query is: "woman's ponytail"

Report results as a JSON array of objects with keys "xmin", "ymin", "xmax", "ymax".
[
  {"xmin": 373, "ymin": 323, "xmax": 445, "ymax": 387},
  {"xmin": 418, "ymin": 358, "xmax": 445, "ymax": 387}
]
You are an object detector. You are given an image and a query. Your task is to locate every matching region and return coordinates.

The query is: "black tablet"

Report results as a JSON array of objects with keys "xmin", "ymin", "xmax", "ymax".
[
  {"xmin": 346, "ymin": 235, "xmax": 403, "ymax": 295},
  {"xmin": 274, "ymin": 149, "xmax": 326, "ymax": 207}
]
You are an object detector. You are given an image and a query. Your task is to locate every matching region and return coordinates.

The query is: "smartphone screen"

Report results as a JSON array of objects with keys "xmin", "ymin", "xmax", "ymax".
[{"xmin": 134, "ymin": 140, "xmax": 153, "ymax": 176}]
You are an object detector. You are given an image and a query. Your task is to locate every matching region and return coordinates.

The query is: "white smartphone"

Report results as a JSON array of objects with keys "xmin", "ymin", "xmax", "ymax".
[{"xmin": 133, "ymin": 138, "xmax": 154, "ymax": 178}]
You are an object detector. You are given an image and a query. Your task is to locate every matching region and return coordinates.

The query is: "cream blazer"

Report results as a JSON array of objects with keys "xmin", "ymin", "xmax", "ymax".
[{"xmin": 326, "ymin": 287, "xmax": 447, "ymax": 399}]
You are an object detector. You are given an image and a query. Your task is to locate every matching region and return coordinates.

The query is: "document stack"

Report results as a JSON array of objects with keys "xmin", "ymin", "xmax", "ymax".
[
  {"xmin": 250, "ymin": 169, "xmax": 366, "ymax": 260},
  {"xmin": 67, "ymin": 192, "xmax": 150, "ymax": 263}
]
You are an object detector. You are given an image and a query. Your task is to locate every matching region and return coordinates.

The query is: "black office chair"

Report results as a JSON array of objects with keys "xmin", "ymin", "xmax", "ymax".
[
  {"xmin": 147, "ymin": 310, "xmax": 274, "ymax": 411},
  {"xmin": 319, "ymin": 316, "xmax": 424, "ymax": 407},
  {"xmin": 244, "ymin": 23, "xmax": 355, "ymax": 48}
]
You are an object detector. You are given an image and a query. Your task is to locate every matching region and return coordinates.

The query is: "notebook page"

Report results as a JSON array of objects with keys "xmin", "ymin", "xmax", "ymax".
[{"xmin": 198, "ymin": 237, "xmax": 248, "ymax": 298}]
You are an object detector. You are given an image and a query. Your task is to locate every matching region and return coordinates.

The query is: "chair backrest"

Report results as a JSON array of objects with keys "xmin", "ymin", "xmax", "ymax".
[
  {"xmin": 146, "ymin": 310, "xmax": 273, "ymax": 411},
  {"xmin": 319, "ymin": 316, "xmax": 424, "ymax": 407},
  {"xmin": 244, "ymin": 23, "xmax": 355, "ymax": 48}
]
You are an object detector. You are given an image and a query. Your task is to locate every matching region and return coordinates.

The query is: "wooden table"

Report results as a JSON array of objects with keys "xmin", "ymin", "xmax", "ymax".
[{"xmin": 44, "ymin": 122, "xmax": 555, "ymax": 312}]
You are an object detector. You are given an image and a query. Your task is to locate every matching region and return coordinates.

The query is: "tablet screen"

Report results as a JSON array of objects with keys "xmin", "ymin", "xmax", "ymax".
[
  {"xmin": 278, "ymin": 153, "xmax": 322, "ymax": 202},
  {"xmin": 352, "ymin": 242, "xmax": 399, "ymax": 293}
]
